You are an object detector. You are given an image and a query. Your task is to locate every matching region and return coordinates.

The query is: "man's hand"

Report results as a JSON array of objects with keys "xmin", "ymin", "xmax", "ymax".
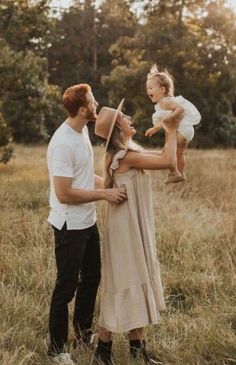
[
  {"xmin": 145, "ymin": 123, "xmax": 162, "ymax": 137},
  {"xmin": 105, "ymin": 188, "xmax": 127, "ymax": 204}
]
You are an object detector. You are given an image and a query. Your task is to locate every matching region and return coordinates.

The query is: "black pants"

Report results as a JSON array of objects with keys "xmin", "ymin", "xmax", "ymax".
[{"xmin": 48, "ymin": 223, "xmax": 101, "ymax": 354}]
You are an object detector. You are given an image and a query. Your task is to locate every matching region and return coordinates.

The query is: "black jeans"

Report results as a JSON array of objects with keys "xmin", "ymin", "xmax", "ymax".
[{"xmin": 48, "ymin": 223, "xmax": 101, "ymax": 354}]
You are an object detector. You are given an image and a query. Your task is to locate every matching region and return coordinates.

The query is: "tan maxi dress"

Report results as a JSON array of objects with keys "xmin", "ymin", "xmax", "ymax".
[{"xmin": 99, "ymin": 149, "xmax": 166, "ymax": 333}]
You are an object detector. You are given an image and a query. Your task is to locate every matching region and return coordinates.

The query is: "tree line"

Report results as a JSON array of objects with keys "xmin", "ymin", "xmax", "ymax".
[{"xmin": 1, "ymin": 0, "xmax": 236, "ymax": 162}]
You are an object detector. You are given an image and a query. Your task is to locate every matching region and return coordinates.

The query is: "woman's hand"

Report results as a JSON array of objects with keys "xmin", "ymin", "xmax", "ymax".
[
  {"xmin": 162, "ymin": 114, "xmax": 182, "ymax": 133},
  {"xmin": 160, "ymin": 98, "xmax": 184, "ymax": 133}
]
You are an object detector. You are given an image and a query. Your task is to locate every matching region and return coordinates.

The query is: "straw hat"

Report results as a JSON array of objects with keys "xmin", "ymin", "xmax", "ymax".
[{"xmin": 95, "ymin": 99, "xmax": 125, "ymax": 151}]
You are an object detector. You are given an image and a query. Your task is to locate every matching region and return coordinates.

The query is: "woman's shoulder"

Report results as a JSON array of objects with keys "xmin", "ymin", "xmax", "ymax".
[
  {"xmin": 111, "ymin": 149, "xmax": 143, "ymax": 175},
  {"xmin": 109, "ymin": 149, "xmax": 129, "ymax": 174}
]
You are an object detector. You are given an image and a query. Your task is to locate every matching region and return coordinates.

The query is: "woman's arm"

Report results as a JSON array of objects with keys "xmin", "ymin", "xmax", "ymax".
[
  {"xmin": 143, "ymin": 149, "xmax": 163, "ymax": 156},
  {"xmin": 123, "ymin": 128, "xmax": 177, "ymax": 170}
]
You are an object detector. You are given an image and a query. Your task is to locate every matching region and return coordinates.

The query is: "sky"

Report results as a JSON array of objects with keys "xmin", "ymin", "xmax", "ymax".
[
  {"xmin": 50, "ymin": 0, "xmax": 236, "ymax": 12},
  {"xmin": 50, "ymin": 0, "xmax": 73, "ymax": 7}
]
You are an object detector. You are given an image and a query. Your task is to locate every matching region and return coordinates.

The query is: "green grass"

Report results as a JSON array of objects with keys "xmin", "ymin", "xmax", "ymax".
[{"xmin": 0, "ymin": 144, "xmax": 236, "ymax": 365}]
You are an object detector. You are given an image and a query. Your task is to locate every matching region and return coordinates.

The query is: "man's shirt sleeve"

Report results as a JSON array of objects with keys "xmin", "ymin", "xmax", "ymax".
[{"xmin": 51, "ymin": 144, "xmax": 74, "ymax": 178}]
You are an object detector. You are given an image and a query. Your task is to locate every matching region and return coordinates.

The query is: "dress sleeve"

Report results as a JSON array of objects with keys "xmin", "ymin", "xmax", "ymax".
[
  {"xmin": 152, "ymin": 111, "xmax": 162, "ymax": 126},
  {"xmin": 109, "ymin": 149, "xmax": 128, "ymax": 175},
  {"xmin": 162, "ymin": 96, "xmax": 174, "ymax": 103},
  {"xmin": 152, "ymin": 109, "xmax": 171, "ymax": 126},
  {"xmin": 175, "ymin": 96, "xmax": 201, "ymax": 125}
]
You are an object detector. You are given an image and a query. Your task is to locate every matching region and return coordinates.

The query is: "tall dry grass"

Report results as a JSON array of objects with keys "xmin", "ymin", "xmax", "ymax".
[{"xmin": 0, "ymin": 144, "xmax": 236, "ymax": 365}]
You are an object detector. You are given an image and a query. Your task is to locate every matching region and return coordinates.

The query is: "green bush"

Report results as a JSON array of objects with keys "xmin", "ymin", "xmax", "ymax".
[{"xmin": 0, "ymin": 111, "xmax": 13, "ymax": 164}]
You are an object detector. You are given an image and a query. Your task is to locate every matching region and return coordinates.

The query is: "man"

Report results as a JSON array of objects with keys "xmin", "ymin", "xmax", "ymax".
[{"xmin": 46, "ymin": 84, "xmax": 127, "ymax": 365}]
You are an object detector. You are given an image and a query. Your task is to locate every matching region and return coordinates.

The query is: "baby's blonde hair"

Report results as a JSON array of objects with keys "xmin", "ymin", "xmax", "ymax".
[{"xmin": 147, "ymin": 64, "xmax": 174, "ymax": 96}]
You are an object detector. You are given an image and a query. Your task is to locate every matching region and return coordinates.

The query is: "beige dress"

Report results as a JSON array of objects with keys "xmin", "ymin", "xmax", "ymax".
[{"xmin": 99, "ymin": 150, "xmax": 166, "ymax": 333}]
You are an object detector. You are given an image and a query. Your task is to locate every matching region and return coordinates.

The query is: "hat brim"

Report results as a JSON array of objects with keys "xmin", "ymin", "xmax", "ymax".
[{"xmin": 105, "ymin": 98, "xmax": 125, "ymax": 151}]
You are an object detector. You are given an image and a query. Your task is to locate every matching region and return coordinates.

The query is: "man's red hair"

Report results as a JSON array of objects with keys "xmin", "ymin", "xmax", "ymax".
[{"xmin": 62, "ymin": 84, "xmax": 91, "ymax": 117}]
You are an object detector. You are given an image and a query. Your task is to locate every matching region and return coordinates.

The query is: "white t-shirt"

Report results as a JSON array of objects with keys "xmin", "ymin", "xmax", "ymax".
[{"xmin": 47, "ymin": 121, "xmax": 96, "ymax": 230}]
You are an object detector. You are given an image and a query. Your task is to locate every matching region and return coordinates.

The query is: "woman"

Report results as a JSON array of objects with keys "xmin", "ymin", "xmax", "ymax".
[{"xmin": 93, "ymin": 99, "xmax": 179, "ymax": 365}]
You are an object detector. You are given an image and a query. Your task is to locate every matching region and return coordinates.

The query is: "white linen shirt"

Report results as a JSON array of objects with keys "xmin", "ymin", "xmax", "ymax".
[{"xmin": 47, "ymin": 122, "xmax": 96, "ymax": 230}]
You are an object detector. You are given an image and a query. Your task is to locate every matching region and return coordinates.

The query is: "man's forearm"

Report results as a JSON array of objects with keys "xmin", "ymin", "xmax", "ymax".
[
  {"xmin": 57, "ymin": 187, "xmax": 107, "ymax": 205},
  {"xmin": 95, "ymin": 174, "xmax": 105, "ymax": 189}
]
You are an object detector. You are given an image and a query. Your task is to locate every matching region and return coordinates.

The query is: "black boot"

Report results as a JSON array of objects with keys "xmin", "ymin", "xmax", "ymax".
[
  {"xmin": 92, "ymin": 339, "xmax": 113, "ymax": 365},
  {"xmin": 129, "ymin": 339, "xmax": 163, "ymax": 364}
]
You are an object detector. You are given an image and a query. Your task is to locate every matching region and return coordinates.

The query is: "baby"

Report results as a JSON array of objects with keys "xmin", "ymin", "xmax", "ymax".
[{"xmin": 145, "ymin": 65, "xmax": 201, "ymax": 183}]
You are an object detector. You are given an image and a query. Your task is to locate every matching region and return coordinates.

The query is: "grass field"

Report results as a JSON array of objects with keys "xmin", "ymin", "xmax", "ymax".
[{"xmin": 0, "ymin": 144, "xmax": 236, "ymax": 365}]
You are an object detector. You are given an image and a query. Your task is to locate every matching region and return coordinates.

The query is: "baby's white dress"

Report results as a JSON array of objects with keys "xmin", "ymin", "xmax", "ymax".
[{"xmin": 152, "ymin": 96, "xmax": 201, "ymax": 142}]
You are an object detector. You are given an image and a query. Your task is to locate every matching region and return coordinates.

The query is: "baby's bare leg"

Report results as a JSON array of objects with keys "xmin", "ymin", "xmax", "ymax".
[
  {"xmin": 177, "ymin": 132, "xmax": 188, "ymax": 174},
  {"xmin": 166, "ymin": 130, "xmax": 181, "ymax": 177},
  {"xmin": 164, "ymin": 131, "xmax": 183, "ymax": 184}
]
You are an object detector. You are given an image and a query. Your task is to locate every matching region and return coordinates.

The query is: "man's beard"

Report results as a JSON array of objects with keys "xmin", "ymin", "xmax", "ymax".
[{"xmin": 86, "ymin": 108, "xmax": 97, "ymax": 121}]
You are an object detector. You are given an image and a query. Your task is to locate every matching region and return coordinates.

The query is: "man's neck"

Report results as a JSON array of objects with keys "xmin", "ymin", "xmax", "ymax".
[{"xmin": 66, "ymin": 116, "xmax": 87, "ymax": 134}]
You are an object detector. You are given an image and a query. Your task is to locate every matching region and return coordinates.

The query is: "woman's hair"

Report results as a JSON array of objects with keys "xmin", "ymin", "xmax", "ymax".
[
  {"xmin": 147, "ymin": 64, "xmax": 174, "ymax": 96},
  {"xmin": 104, "ymin": 115, "xmax": 142, "ymax": 188}
]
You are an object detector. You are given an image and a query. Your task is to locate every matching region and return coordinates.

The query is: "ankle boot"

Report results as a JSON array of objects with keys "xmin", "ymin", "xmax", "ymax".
[
  {"xmin": 129, "ymin": 339, "xmax": 163, "ymax": 364},
  {"xmin": 92, "ymin": 339, "xmax": 113, "ymax": 365}
]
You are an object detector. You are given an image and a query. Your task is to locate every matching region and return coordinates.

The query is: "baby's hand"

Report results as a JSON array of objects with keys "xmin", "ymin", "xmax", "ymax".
[
  {"xmin": 145, "ymin": 123, "xmax": 162, "ymax": 137},
  {"xmin": 145, "ymin": 127, "xmax": 156, "ymax": 137}
]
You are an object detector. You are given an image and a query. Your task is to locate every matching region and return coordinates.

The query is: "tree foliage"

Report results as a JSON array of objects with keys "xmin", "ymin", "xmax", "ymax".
[
  {"xmin": 102, "ymin": 0, "xmax": 236, "ymax": 147},
  {"xmin": 0, "ymin": 0, "xmax": 236, "ymax": 150},
  {"xmin": 0, "ymin": 0, "xmax": 64, "ymax": 153},
  {"xmin": 0, "ymin": 109, "xmax": 13, "ymax": 164},
  {"xmin": 48, "ymin": 0, "xmax": 138, "ymax": 105}
]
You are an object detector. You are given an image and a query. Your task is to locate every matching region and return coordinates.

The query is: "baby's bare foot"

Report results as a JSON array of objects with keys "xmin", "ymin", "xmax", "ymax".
[{"xmin": 165, "ymin": 173, "xmax": 185, "ymax": 184}]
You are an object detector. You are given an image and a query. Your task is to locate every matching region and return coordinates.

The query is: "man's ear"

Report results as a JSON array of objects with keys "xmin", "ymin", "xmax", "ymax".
[{"xmin": 78, "ymin": 106, "xmax": 86, "ymax": 116}]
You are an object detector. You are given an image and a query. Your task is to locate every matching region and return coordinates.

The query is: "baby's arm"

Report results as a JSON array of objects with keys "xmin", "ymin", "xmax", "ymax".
[
  {"xmin": 145, "ymin": 121, "xmax": 162, "ymax": 137},
  {"xmin": 160, "ymin": 98, "xmax": 184, "ymax": 123}
]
